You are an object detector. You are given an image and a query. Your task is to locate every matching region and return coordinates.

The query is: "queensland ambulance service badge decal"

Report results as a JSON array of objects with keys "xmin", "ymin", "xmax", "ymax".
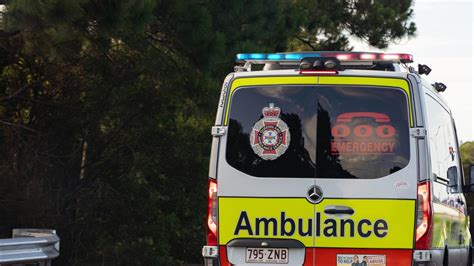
[{"xmin": 250, "ymin": 103, "xmax": 291, "ymax": 160}]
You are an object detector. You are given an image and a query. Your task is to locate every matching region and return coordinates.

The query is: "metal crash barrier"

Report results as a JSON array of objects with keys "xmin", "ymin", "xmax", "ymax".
[{"xmin": 0, "ymin": 229, "xmax": 59, "ymax": 266}]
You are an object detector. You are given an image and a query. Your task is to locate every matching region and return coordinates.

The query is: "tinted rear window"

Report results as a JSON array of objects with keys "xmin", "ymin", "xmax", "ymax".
[
  {"xmin": 226, "ymin": 86, "xmax": 316, "ymax": 177},
  {"xmin": 226, "ymin": 85, "xmax": 410, "ymax": 179},
  {"xmin": 316, "ymin": 86, "xmax": 410, "ymax": 179}
]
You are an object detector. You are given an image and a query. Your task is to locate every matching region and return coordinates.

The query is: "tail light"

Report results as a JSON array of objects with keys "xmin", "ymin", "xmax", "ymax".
[
  {"xmin": 207, "ymin": 179, "xmax": 218, "ymax": 245},
  {"xmin": 415, "ymin": 181, "xmax": 433, "ymax": 249}
]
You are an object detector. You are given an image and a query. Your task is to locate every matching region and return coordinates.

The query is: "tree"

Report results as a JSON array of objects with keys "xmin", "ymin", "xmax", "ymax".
[
  {"xmin": 288, "ymin": 0, "xmax": 416, "ymax": 51},
  {"xmin": 0, "ymin": 0, "xmax": 416, "ymax": 264},
  {"xmin": 461, "ymin": 142, "xmax": 474, "ymax": 175}
]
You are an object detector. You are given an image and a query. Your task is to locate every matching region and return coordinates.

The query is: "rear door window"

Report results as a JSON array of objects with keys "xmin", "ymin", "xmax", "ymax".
[
  {"xmin": 226, "ymin": 86, "xmax": 316, "ymax": 177},
  {"xmin": 226, "ymin": 85, "xmax": 410, "ymax": 179},
  {"xmin": 316, "ymin": 86, "xmax": 410, "ymax": 179}
]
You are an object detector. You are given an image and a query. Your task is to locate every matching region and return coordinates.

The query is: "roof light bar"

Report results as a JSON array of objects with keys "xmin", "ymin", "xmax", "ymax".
[
  {"xmin": 236, "ymin": 53, "xmax": 322, "ymax": 61},
  {"xmin": 380, "ymin": 54, "xmax": 400, "ymax": 60},
  {"xmin": 336, "ymin": 54, "xmax": 358, "ymax": 61},
  {"xmin": 236, "ymin": 52, "xmax": 414, "ymax": 63},
  {"xmin": 359, "ymin": 53, "xmax": 377, "ymax": 60}
]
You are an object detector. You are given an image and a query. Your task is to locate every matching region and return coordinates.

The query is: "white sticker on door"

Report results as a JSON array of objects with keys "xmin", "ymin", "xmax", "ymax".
[{"xmin": 337, "ymin": 254, "xmax": 386, "ymax": 266}]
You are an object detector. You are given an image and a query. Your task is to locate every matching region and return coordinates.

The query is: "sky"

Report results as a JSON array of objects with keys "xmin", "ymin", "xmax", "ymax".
[{"xmin": 350, "ymin": 0, "xmax": 473, "ymax": 142}]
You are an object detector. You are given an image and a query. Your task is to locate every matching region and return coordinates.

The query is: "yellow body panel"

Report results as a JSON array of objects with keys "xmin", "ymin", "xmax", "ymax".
[{"xmin": 218, "ymin": 197, "xmax": 415, "ymax": 249}]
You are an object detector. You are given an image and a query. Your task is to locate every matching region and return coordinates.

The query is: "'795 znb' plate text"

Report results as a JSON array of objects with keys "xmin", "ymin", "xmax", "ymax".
[{"xmin": 246, "ymin": 248, "xmax": 289, "ymax": 264}]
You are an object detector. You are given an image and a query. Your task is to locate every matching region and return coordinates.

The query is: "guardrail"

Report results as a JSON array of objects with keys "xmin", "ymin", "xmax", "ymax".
[{"xmin": 0, "ymin": 229, "xmax": 59, "ymax": 266}]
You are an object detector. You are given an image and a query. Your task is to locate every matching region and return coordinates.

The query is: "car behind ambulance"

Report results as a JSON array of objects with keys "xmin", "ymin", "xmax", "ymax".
[{"xmin": 202, "ymin": 52, "xmax": 472, "ymax": 266}]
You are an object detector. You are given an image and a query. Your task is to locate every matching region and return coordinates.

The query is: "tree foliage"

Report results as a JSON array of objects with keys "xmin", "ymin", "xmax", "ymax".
[
  {"xmin": 0, "ymin": 0, "xmax": 415, "ymax": 264},
  {"xmin": 288, "ymin": 0, "xmax": 416, "ymax": 50}
]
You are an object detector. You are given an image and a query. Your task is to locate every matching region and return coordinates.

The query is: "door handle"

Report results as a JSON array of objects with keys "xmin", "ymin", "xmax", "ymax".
[{"xmin": 324, "ymin": 205, "xmax": 354, "ymax": 215}]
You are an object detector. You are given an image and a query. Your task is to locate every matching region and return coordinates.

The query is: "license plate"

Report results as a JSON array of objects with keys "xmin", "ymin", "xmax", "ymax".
[{"xmin": 245, "ymin": 247, "xmax": 289, "ymax": 264}]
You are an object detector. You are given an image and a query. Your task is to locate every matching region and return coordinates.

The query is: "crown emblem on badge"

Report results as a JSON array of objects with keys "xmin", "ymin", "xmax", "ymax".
[
  {"xmin": 262, "ymin": 103, "xmax": 281, "ymax": 118},
  {"xmin": 249, "ymin": 103, "xmax": 291, "ymax": 160}
]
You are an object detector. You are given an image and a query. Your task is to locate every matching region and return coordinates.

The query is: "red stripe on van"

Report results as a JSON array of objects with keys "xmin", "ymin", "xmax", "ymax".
[
  {"xmin": 315, "ymin": 248, "xmax": 412, "ymax": 266},
  {"xmin": 304, "ymin": 248, "xmax": 315, "ymax": 266},
  {"xmin": 219, "ymin": 245, "xmax": 231, "ymax": 266}
]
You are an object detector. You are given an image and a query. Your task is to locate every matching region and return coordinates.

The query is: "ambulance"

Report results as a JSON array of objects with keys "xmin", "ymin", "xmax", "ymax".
[{"xmin": 202, "ymin": 52, "xmax": 472, "ymax": 266}]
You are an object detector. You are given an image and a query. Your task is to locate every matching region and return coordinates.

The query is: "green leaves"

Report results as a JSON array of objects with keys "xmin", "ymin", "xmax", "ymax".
[{"xmin": 290, "ymin": 0, "xmax": 416, "ymax": 50}]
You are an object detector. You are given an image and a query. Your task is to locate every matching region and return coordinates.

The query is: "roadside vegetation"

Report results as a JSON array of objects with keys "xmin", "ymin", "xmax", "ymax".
[{"xmin": 461, "ymin": 141, "xmax": 474, "ymax": 176}]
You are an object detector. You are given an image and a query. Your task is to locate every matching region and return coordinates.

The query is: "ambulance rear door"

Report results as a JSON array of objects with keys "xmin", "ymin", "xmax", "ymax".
[
  {"xmin": 217, "ymin": 76, "xmax": 318, "ymax": 266},
  {"xmin": 312, "ymin": 76, "xmax": 417, "ymax": 266}
]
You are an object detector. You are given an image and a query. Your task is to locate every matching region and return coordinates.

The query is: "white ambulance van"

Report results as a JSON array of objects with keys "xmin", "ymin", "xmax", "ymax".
[{"xmin": 202, "ymin": 52, "xmax": 472, "ymax": 266}]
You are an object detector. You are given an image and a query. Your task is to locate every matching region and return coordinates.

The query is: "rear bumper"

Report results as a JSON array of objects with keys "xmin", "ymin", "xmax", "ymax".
[
  {"xmin": 314, "ymin": 248, "xmax": 412, "ymax": 266},
  {"xmin": 412, "ymin": 249, "xmax": 443, "ymax": 266},
  {"xmin": 204, "ymin": 246, "xmax": 416, "ymax": 266},
  {"xmin": 204, "ymin": 246, "xmax": 468, "ymax": 265}
]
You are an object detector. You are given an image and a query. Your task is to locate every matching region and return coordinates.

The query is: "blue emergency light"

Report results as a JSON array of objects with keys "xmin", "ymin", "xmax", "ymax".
[{"xmin": 236, "ymin": 53, "xmax": 321, "ymax": 61}]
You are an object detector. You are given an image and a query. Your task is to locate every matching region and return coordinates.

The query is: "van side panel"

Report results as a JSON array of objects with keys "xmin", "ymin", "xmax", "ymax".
[{"xmin": 423, "ymin": 87, "xmax": 470, "ymax": 265}]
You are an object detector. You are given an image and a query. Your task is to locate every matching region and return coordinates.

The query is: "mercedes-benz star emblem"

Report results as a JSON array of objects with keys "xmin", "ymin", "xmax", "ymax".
[{"xmin": 306, "ymin": 185, "xmax": 323, "ymax": 204}]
